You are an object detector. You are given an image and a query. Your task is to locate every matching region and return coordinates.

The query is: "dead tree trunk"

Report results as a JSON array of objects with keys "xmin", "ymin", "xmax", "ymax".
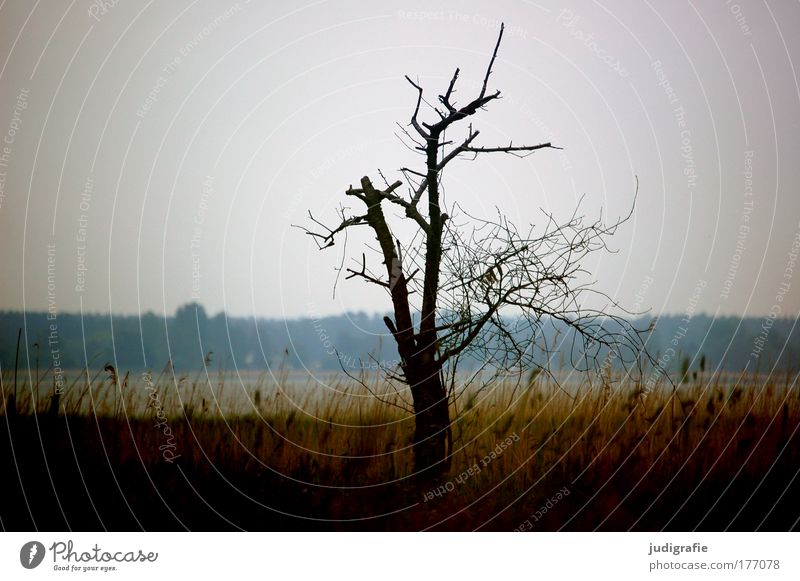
[
  {"xmin": 407, "ymin": 362, "xmax": 450, "ymax": 476},
  {"xmin": 358, "ymin": 176, "xmax": 451, "ymax": 478}
]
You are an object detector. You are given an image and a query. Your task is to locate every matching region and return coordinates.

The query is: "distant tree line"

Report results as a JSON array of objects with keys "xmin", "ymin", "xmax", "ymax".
[{"xmin": 0, "ymin": 303, "xmax": 797, "ymax": 376}]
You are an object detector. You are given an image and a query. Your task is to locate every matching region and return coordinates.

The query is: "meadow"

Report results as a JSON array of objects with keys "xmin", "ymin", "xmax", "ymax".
[{"xmin": 1, "ymin": 362, "xmax": 798, "ymax": 531}]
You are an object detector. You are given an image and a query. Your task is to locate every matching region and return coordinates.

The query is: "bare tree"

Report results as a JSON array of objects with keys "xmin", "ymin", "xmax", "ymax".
[{"xmin": 300, "ymin": 24, "xmax": 648, "ymax": 479}]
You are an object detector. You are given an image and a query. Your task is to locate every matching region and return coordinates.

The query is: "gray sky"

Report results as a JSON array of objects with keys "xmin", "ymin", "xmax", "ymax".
[{"xmin": 1, "ymin": 0, "xmax": 799, "ymax": 320}]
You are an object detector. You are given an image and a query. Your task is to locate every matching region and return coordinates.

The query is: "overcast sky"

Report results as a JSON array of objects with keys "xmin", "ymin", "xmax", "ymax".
[{"xmin": 1, "ymin": 0, "xmax": 799, "ymax": 320}]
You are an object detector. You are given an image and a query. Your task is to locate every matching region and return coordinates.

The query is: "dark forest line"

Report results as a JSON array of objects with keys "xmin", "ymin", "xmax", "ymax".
[{"xmin": 0, "ymin": 303, "xmax": 797, "ymax": 375}]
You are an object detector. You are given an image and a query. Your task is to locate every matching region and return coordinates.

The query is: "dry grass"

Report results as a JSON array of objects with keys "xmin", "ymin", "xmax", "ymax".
[{"xmin": 2, "ymin": 364, "xmax": 799, "ymax": 530}]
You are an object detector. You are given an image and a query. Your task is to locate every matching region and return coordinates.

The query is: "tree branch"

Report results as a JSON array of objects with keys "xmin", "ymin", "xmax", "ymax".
[
  {"xmin": 294, "ymin": 210, "xmax": 367, "ymax": 248},
  {"xmin": 440, "ymin": 67, "xmax": 460, "ymax": 112},
  {"xmin": 346, "ymin": 253, "xmax": 390, "ymax": 287},
  {"xmin": 463, "ymin": 141, "xmax": 562, "ymax": 156},
  {"xmin": 480, "ymin": 23, "xmax": 504, "ymax": 100},
  {"xmin": 374, "ymin": 180, "xmax": 430, "ymax": 234},
  {"xmin": 404, "ymin": 75, "xmax": 429, "ymax": 139}
]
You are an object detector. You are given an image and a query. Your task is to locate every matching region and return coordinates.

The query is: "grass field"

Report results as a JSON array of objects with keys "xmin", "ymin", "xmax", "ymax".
[{"xmin": 2, "ymin": 363, "xmax": 799, "ymax": 531}]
